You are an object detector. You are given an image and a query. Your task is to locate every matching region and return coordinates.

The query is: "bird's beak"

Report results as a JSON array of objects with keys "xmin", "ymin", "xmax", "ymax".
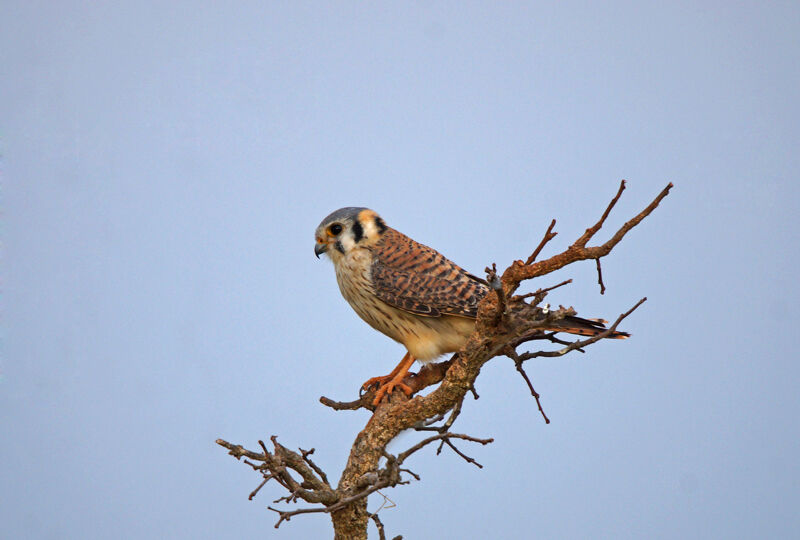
[{"xmin": 314, "ymin": 240, "xmax": 328, "ymax": 258}]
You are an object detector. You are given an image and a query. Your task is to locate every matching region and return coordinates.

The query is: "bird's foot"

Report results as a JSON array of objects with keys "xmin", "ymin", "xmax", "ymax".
[{"xmin": 362, "ymin": 373, "xmax": 414, "ymax": 406}]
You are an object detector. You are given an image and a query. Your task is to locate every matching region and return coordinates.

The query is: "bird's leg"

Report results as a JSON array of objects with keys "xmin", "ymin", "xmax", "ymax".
[
  {"xmin": 362, "ymin": 352, "xmax": 416, "ymax": 406},
  {"xmin": 361, "ymin": 352, "xmax": 413, "ymax": 390}
]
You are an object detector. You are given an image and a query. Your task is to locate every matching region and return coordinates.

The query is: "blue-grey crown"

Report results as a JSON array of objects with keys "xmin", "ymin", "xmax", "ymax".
[{"xmin": 318, "ymin": 207, "xmax": 369, "ymax": 227}]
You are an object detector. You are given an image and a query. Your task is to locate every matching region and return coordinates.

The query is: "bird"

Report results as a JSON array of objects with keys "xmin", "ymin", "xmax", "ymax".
[{"xmin": 314, "ymin": 207, "xmax": 627, "ymax": 405}]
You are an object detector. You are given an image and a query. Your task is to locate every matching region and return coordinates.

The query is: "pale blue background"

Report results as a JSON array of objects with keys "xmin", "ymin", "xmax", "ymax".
[{"xmin": 2, "ymin": 2, "xmax": 799, "ymax": 539}]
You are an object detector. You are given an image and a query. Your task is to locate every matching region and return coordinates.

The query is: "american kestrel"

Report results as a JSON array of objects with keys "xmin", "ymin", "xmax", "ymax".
[{"xmin": 314, "ymin": 207, "xmax": 627, "ymax": 405}]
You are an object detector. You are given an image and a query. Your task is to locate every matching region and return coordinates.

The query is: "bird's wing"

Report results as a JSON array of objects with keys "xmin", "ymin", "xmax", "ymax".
[{"xmin": 369, "ymin": 228, "xmax": 488, "ymax": 318}]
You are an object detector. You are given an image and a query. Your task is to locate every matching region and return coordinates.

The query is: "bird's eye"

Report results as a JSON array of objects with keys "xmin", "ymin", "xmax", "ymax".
[{"xmin": 328, "ymin": 223, "xmax": 343, "ymax": 236}]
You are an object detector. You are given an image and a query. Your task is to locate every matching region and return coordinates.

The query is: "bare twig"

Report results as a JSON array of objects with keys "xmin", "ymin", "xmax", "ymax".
[
  {"xmin": 415, "ymin": 397, "xmax": 464, "ymax": 433},
  {"xmin": 517, "ymin": 297, "xmax": 646, "ymax": 361},
  {"xmin": 267, "ymin": 504, "xmax": 330, "ymax": 528},
  {"xmin": 514, "ymin": 279, "xmax": 572, "ymax": 303},
  {"xmin": 396, "ymin": 433, "xmax": 494, "ymax": 465},
  {"xmin": 595, "ymin": 258, "xmax": 606, "ymax": 294},
  {"xmin": 504, "ymin": 347, "xmax": 550, "ymax": 424},
  {"xmin": 265, "ymin": 473, "xmax": 403, "ymax": 529},
  {"xmin": 542, "ymin": 332, "xmax": 585, "ymax": 349},
  {"xmin": 369, "ymin": 512, "xmax": 387, "ymax": 540},
  {"xmin": 248, "ymin": 477, "xmax": 270, "ymax": 500},
  {"xmin": 531, "ymin": 279, "xmax": 574, "ymax": 307},
  {"xmin": 217, "ymin": 439, "xmax": 266, "ymax": 461},
  {"xmin": 525, "ymin": 218, "xmax": 558, "ymax": 265},
  {"xmin": 502, "ymin": 182, "xmax": 673, "ymax": 292},
  {"xmin": 437, "ymin": 438, "xmax": 486, "ymax": 468},
  {"xmin": 300, "ymin": 447, "xmax": 329, "ymax": 485},
  {"xmin": 268, "ymin": 436, "xmax": 331, "ymax": 494},
  {"xmin": 398, "ymin": 467, "xmax": 420, "ymax": 481},
  {"xmin": 319, "ymin": 396, "xmax": 364, "ymax": 410},
  {"xmin": 415, "ymin": 412, "xmax": 446, "ymax": 428},
  {"xmin": 574, "ymin": 180, "xmax": 627, "ymax": 248}
]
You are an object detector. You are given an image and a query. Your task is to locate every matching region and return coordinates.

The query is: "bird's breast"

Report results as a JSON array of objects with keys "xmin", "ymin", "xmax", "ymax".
[
  {"xmin": 332, "ymin": 249, "xmax": 474, "ymax": 361},
  {"xmin": 334, "ymin": 249, "xmax": 403, "ymax": 339}
]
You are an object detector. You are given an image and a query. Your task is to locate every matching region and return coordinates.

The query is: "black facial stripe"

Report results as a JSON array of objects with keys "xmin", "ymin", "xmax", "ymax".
[
  {"xmin": 374, "ymin": 216, "xmax": 387, "ymax": 234},
  {"xmin": 352, "ymin": 220, "xmax": 364, "ymax": 243},
  {"xmin": 335, "ymin": 241, "xmax": 345, "ymax": 254}
]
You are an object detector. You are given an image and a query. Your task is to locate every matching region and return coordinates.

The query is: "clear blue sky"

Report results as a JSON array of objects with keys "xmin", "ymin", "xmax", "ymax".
[{"xmin": 2, "ymin": 2, "xmax": 799, "ymax": 539}]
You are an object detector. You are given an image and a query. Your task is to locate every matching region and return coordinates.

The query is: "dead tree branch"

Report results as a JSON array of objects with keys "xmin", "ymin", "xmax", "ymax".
[
  {"xmin": 595, "ymin": 258, "xmax": 606, "ymax": 294},
  {"xmin": 218, "ymin": 182, "xmax": 672, "ymax": 539},
  {"xmin": 525, "ymin": 218, "xmax": 558, "ymax": 265},
  {"xmin": 501, "ymin": 180, "xmax": 673, "ymax": 295}
]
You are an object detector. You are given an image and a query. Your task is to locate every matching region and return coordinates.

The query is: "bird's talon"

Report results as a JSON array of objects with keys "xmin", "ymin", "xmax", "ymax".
[
  {"xmin": 361, "ymin": 375, "xmax": 391, "ymax": 393},
  {"xmin": 371, "ymin": 379, "xmax": 414, "ymax": 406}
]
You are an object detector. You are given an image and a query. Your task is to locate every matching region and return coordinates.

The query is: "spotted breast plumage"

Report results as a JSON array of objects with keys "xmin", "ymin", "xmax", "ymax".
[{"xmin": 314, "ymin": 207, "xmax": 627, "ymax": 405}]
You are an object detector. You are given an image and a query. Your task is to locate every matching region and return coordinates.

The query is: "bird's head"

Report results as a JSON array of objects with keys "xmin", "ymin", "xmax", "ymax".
[{"xmin": 314, "ymin": 207, "xmax": 388, "ymax": 262}]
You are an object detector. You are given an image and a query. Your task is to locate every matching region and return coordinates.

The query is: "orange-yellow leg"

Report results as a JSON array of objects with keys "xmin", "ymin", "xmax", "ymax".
[{"xmin": 362, "ymin": 352, "xmax": 416, "ymax": 406}]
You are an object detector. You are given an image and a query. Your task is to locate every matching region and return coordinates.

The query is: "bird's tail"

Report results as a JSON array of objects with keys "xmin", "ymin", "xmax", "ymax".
[{"xmin": 548, "ymin": 315, "xmax": 629, "ymax": 339}]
